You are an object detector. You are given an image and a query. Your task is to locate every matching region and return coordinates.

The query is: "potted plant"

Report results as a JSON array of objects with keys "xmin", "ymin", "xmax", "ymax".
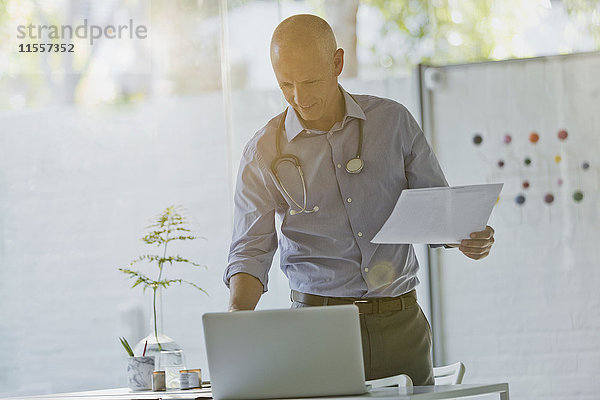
[{"xmin": 119, "ymin": 205, "xmax": 207, "ymax": 388}]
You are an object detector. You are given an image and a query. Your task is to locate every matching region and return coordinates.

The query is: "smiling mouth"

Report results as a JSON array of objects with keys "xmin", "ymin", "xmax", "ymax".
[{"xmin": 299, "ymin": 104, "xmax": 316, "ymax": 110}]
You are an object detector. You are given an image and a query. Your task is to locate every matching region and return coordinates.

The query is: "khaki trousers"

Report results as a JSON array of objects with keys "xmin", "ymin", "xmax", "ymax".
[{"xmin": 291, "ymin": 296, "xmax": 434, "ymax": 386}]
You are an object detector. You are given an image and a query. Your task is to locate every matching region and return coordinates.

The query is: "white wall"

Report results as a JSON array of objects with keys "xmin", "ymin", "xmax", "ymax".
[
  {"xmin": 427, "ymin": 53, "xmax": 600, "ymax": 400},
  {"xmin": 0, "ymin": 96, "xmax": 232, "ymax": 396}
]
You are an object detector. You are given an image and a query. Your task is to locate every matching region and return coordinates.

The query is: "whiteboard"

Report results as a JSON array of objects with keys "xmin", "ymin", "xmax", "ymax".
[{"xmin": 423, "ymin": 52, "xmax": 600, "ymax": 399}]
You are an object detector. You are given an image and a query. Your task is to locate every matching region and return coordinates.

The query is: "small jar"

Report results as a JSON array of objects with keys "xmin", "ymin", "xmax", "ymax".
[
  {"xmin": 179, "ymin": 370, "xmax": 190, "ymax": 390},
  {"xmin": 187, "ymin": 369, "xmax": 201, "ymax": 389},
  {"xmin": 152, "ymin": 371, "xmax": 166, "ymax": 391}
]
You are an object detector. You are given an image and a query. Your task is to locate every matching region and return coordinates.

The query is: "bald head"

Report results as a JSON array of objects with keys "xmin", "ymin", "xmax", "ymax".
[
  {"xmin": 270, "ymin": 14, "xmax": 338, "ymax": 64},
  {"xmin": 269, "ymin": 15, "xmax": 345, "ymax": 131}
]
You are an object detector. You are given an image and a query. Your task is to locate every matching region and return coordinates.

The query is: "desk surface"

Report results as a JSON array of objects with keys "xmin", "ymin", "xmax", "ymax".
[{"xmin": 5, "ymin": 383, "xmax": 509, "ymax": 400}]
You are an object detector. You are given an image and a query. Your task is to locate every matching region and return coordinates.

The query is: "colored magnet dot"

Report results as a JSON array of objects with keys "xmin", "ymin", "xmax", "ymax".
[
  {"xmin": 524, "ymin": 157, "xmax": 532, "ymax": 166},
  {"xmin": 473, "ymin": 134, "xmax": 483, "ymax": 145},
  {"xmin": 544, "ymin": 193, "xmax": 554, "ymax": 204},
  {"xmin": 522, "ymin": 180, "xmax": 530, "ymax": 189},
  {"xmin": 582, "ymin": 161, "xmax": 590, "ymax": 170},
  {"xmin": 515, "ymin": 194, "xmax": 526, "ymax": 205},
  {"xmin": 558, "ymin": 129, "xmax": 568, "ymax": 140},
  {"xmin": 557, "ymin": 178, "xmax": 563, "ymax": 186},
  {"xmin": 554, "ymin": 155, "xmax": 561, "ymax": 164},
  {"xmin": 498, "ymin": 160, "xmax": 505, "ymax": 168},
  {"xmin": 573, "ymin": 191, "xmax": 584, "ymax": 202},
  {"xmin": 529, "ymin": 132, "xmax": 540, "ymax": 143},
  {"xmin": 503, "ymin": 134, "xmax": 512, "ymax": 144}
]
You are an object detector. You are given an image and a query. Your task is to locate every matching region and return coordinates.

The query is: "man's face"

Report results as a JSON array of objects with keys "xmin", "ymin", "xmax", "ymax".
[{"xmin": 272, "ymin": 48, "xmax": 343, "ymax": 126}]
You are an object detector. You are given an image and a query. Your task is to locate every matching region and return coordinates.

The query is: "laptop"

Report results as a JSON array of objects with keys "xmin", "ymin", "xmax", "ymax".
[{"xmin": 202, "ymin": 305, "xmax": 366, "ymax": 400}]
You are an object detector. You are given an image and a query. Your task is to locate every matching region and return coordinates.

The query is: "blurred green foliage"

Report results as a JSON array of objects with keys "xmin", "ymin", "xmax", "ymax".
[
  {"xmin": 564, "ymin": 0, "xmax": 600, "ymax": 44},
  {"xmin": 1, "ymin": 0, "xmax": 599, "ymax": 108},
  {"xmin": 363, "ymin": 0, "xmax": 600, "ymax": 70}
]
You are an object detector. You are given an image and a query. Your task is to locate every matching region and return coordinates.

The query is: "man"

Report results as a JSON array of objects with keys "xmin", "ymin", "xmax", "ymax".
[{"xmin": 224, "ymin": 14, "xmax": 494, "ymax": 385}]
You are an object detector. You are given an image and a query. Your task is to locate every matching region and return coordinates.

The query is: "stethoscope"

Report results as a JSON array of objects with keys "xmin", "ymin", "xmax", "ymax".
[{"xmin": 270, "ymin": 106, "xmax": 364, "ymax": 216}]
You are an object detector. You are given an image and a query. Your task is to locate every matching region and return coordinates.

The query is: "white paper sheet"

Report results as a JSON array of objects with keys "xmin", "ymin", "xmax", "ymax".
[{"xmin": 371, "ymin": 183, "xmax": 503, "ymax": 244}]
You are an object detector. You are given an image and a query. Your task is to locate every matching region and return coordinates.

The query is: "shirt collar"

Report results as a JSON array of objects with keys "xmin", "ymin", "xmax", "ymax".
[{"xmin": 283, "ymin": 86, "xmax": 366, "ymax": 142}]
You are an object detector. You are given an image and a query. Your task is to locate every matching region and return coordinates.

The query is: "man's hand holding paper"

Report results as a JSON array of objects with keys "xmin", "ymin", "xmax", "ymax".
[
  {"xmin": 447, "ymin": 225, "xmax": 495, "ymax": 260},
  {"xmin": 372, "ymin": 184, "xmax": 502, "ymax": 261}
]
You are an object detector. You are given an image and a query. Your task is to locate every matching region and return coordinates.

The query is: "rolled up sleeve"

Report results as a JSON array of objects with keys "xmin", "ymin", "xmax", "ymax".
[{"xmin": 224, "ymin": 145, "xmax": 280, "ymax": 293}]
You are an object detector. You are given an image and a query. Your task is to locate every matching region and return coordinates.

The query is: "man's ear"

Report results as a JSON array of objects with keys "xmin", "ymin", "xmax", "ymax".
[{"xmin": 333, "ymin": 48, "xmax": 344, "ymax": 76}]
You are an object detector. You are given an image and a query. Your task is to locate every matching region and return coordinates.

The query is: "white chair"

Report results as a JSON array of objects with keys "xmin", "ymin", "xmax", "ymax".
[
  {"xmin": 434, "ymin": 361, "xmax": 466, "ymax": 385},
  {"xmin": 366, "ymin": 361, "xmax": 465, "ymax": 389},
  {"xmin": 367, "ymin": 373, "xmax": 413, "ymax": 389}
]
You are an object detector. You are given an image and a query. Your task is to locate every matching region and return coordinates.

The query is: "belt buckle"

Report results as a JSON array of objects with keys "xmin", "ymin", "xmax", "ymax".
[{"xmin": 352, "ymin": 300, "xmax": 371, "ymax": 314}]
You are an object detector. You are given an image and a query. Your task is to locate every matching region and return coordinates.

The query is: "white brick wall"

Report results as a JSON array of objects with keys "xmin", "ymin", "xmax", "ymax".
[{"xmin": 0, "ymin": 93, "xmax": 278, "ymax": 396}]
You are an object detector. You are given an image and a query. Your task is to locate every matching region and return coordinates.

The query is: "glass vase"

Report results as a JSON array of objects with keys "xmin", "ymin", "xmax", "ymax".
[{"xmin": 133, "ymin": 287, "xmax": 186, "ymax": 389}]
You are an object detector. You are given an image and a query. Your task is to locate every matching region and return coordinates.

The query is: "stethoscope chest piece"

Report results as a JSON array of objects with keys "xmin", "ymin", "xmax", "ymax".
[{"xmin": 346, "ymin": 157, "xmax": 364, "ymax": 174}]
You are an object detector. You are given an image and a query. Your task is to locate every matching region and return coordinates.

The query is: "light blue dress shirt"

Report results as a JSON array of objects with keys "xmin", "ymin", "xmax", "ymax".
[{"xmin": 225, "ymin": 87, "xmax": 448, "ymax": 298}]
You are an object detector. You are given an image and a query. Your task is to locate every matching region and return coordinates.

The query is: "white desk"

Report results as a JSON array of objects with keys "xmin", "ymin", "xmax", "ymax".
[{"xmin": 5, "ymin": 383, "xmax": 509, "ymax": 400}]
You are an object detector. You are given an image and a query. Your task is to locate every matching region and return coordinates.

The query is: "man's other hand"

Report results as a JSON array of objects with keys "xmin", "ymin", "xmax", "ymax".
[{"xmin": 447, "ymin": 225, "xmax": 495, "ymax": 260}]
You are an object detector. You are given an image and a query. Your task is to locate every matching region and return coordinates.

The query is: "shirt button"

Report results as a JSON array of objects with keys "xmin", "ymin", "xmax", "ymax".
[
  {"xmin": 337, "ymin": 163, "xmax": 342, "ymax": 168},
  {"xmin": 365, "ymin": 268, "xmax": 369, "ymax": 272},
  {"xmin": 347, "ymin": 197, "xmax": 352, "ymax": 203},
  {"xmin": 358, "ymin": 232, "xmax": 363, "ymax": 237}
]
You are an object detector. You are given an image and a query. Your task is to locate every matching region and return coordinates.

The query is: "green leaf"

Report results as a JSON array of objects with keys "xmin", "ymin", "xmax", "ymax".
[
  {"xmin": 129, "ymin": 255, "xmax": 161, "ymax": 265},
  {"xmin": 119, "ymin": 337, "xmax": 135, "ymax": 356},
  {"xmin": 119, "ymin": 268, "xmax": 155, "ymax": 291},
  {"xmin": 182, "ymin": 279, "xmax": 209, "ymax": 295}
]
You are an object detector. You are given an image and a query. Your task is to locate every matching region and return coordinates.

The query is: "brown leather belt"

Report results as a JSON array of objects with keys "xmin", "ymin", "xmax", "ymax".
[{"xmin": 290, "ymin": 289, "xmax": 417, "ymax": 314}]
